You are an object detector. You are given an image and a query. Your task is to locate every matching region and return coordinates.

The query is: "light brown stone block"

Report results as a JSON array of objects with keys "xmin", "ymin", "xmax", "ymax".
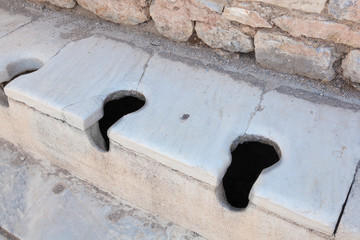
[
  {"xmin": 195, "ymin": 22, "xmax": 254, "ymax": 52},
  {"xmin": 77, "ymin": 0, "xmax": 150, "ymax": 25},
  {"xmin": 273, "ymin": 16, "xmax": 360, "ymax": 48},
  {"xmin": 255, "ymin": 31, "xmax": 338, "ymax": 80},
  {"xmin": 223, "ymin": 7, "xmax": 272, "ymax": 28},
  {"xmin": 342, "ymin": 50, "xmax": 360, "ymax": 85},
  {"xmin": 150, "ymin": 0, "xmax": 227, "ymax": 42}
]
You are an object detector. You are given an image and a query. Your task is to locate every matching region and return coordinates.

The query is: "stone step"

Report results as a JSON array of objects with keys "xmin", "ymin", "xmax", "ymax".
[{"xmin": 1, "ymin": 5, "xmax": 360, "ymax": 240}]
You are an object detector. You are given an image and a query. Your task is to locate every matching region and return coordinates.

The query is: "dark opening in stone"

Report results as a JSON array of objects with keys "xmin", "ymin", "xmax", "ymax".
[
  {"xmin": 222, "ymin": 141, "xmax": 280, "ymax": 208},
  {"xmin": 99, "ymin": 96, "xmax": 145, "ymax": 151}
]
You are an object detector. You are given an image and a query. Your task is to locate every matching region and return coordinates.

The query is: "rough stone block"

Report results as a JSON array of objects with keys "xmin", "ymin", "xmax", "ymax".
[
  {"xmin": 273, "ymin": 16, "xmax": 360, "ymax": 48},
  {"xmin": 76, "ymin": 0, "xmax": 150, "ymax": 25},
  {"xmin": 27, "ymin": 0, "xmax": 76, "ymax": 8},
  {"xmin": 150, "ymin": 0, "xmax": 194, "ymax": 41},
  {"xmin": 235, "ymin": 0, "xmax": 327, "ymax": 13},
  {"xmin": 342, "ymin": 50, "xmax": 360, "ymax": 85},
  {"xmin": 223, "ymin": 7, "xmax": 272, "ymax": 28},
  {"xmin": 195, "ymin": 22, "xmax": 254, "ymax": 52},
  {"xmin": 150, "ymin": 0, "xmax": 226, "ymax": 42},
  {"xmin": 254, "ymin": 31, "xmax": 338, "ymax": 80},
  {"xmin": 328, "ymin": 0, "xmax": 360, "ymax": 24}
]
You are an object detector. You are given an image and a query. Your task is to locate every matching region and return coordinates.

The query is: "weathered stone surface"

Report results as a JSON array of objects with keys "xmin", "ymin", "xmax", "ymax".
[
  {"xmin": 342, "ymin": 50, "xmax": 360, "ymax": 84},
  {"xmin": 0, "ymin": 9, "xmax": 31, "ymax": 38},
  {"xmin": 273, "ymin": 16, "xmax": 360, "ymax": 48},
  {"xmin": 150, "ymin": 0, "xmax": 227, "ymax": 42},
  {"xmin": 194, "ymin": 0, "xmax": 225, "ymax": 13},
  {"xmin": 236, "ymin": 0, "xmax": 327, "ymax": 13},
  {"xmin": 195, "ymin": 22, "xmax": 254, "ymax": 52},
  {"xmin": 223, "ymin": 7, "xmax": 272, "ymax": 28},
  {"xmin": 254, "ymin": 31, "xmax": 338, "ymax": 80},
  {"xmin": 77, "ymin": 0, "xmax": 150, "ymax": 25},
  {"xmin": 150, "ymin": 0, "xmax": 194, "ymax": 41},
  {"xmin": 329, "ymin": 0, "xmax": 360, "ymax": 23},
  {"xmin": 27, "ymin": 0, "xmax": 76, "ymax": 8}
]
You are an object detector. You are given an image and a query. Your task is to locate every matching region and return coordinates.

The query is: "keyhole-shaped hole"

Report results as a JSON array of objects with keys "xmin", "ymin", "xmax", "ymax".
[
  {"xmin": 1, "ymin": 70, "xmax": 38, "ymax": 107},
  {"xmin": 222, "ymin": 141, "xmax": 280, "ymax": 208},
  {"xmin": 1, "ymin": 58, "xmax": 44, "ymax": 107},
  {"xmin": 98, "ymin": 96, "xmax": 145, "ymax": 151}
]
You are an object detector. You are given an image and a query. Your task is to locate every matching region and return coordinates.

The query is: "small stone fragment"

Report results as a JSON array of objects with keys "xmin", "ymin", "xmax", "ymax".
[
  {"xmin": 194, "ymin": 0, "xmax": 225, "ymax": 13},
  {"xmin": 76, "ymin": 0, "xmax": 150, "ymax": 25},
  {"xmin": 342, "ymin": 50, "xmax": 360, "ymax": 85},
  {"xmin": 273, "ymin": 16, "xmax": 360, "ymax": 48},
  {"xmin": 27, "ymin": 0, "xmax": 76, "ymax": 8},
  {"xmin": 254, "ymin": 31, "xmax": 338, "ymax": 80},
  {"xmin": 223, "ymin": 7, "xmax": 272, "ymax": 28},
  {"xmin": 195, "ymin": 22, "xmax": 254, "ymax": 53},
  {"xmin": 328, "ymin": 0, "xmax": 360, "ymax": 24}
]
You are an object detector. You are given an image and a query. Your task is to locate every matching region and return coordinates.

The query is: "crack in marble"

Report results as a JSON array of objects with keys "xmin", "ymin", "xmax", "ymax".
[
  {"xmin": 0, "ymin": 17, "xmax": 33, "ymax": 40},
  {"xmin": 334, "ymin": 161, "xmax": 360, "ymax": 235},
  {"xmin": 244, "ymin": 87, "xmax": 266, "ymax": 134},
  {"xmin": 136, "ymin": 52, "xmax": 154, "ymax": 91}
]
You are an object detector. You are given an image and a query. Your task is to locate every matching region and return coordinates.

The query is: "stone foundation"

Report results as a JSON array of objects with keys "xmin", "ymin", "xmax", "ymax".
[{"xmin": 27, "ymin": 0, "xmax": 360, "ymax": 90}]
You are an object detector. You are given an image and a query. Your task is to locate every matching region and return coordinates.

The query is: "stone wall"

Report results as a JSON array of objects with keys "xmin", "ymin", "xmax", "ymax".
[{"xmin": 28, "ymin": 0, "xmax": 360, "ymax": 90}]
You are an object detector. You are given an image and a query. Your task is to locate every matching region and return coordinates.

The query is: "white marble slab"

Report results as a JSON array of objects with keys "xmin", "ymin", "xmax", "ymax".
[
  {"xmin": 5, "ymin": 37, "xmax": 151, "ymax": 129},
  {"xmin": 247, "ymin": 90, "xmax": 360, "ymax": 234},
  {"xmin": 0, "ymin": 9, "xmax": 31, "ymax": 38},
  {"xmin": 0, "ymin": 11, "xmax": 83, "ymax": 83}
]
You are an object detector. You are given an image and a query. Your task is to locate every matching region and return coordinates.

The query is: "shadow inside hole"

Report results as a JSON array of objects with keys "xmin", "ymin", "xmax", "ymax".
[
  {"xmin": 5, "ymin": 58, "xmax": 43, "ymax": 81},
  {"xmin": 0, "ymin": 70, "xmax": 37, "ymax": 107},
  {"xmin": 222, "ymin": 141, "xmax": 280, "ymax": 209},
  {"xmin": 98, "ymin": 96, "xmax": 145, "ymax": 151}
]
